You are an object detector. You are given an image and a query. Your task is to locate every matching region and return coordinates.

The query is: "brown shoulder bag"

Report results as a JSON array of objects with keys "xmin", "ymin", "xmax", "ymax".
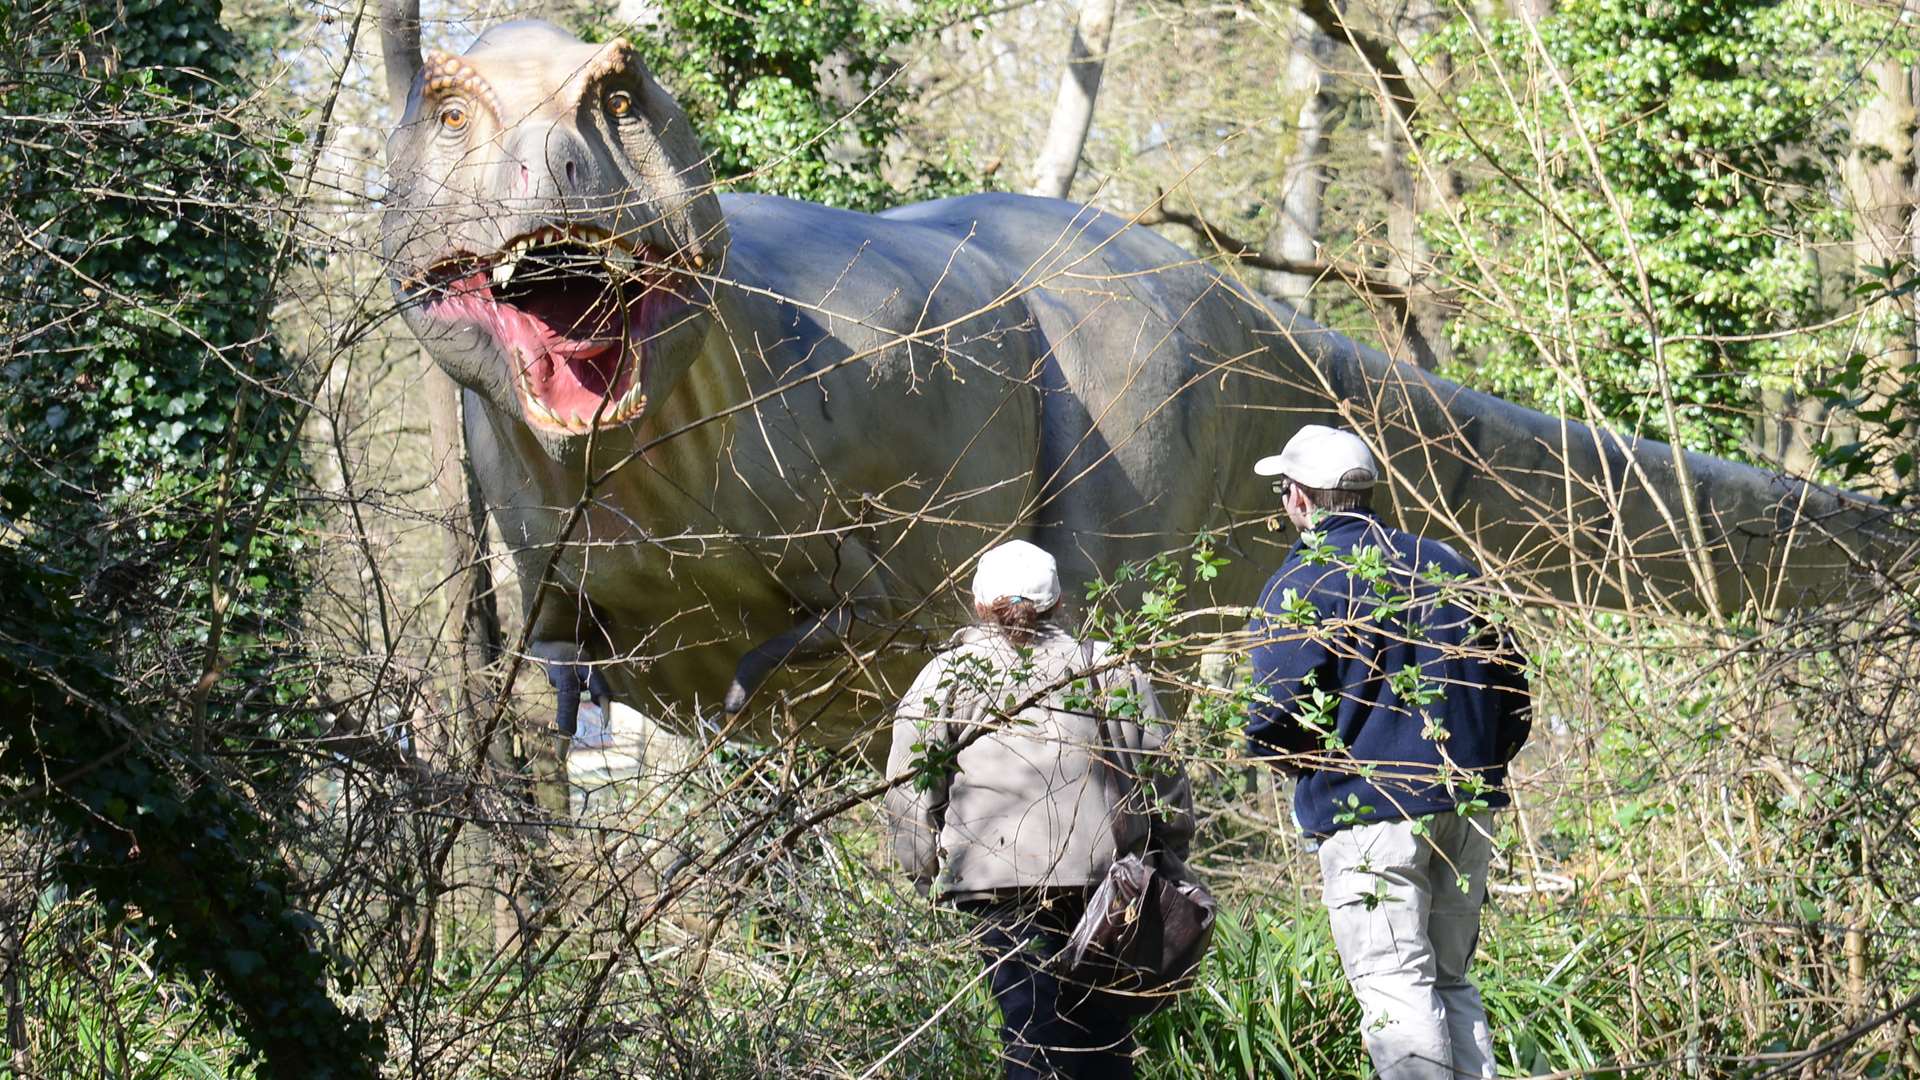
[{"xmin": 1062, "ymin": 644, "xmax": 1217, "ymax": 1014}]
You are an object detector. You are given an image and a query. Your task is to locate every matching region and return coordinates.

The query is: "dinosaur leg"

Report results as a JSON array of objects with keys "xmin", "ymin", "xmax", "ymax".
[
  {"xmin": 521, "ymin": 581, "xmax": 615, "ymax": 739},
  {"xmin": 530, "ymin": 640, "xmax": 593, "ymax": 737},
  {"xmin": 530, "ymin": 646, "xmax": 615, "ymax": 738},
  {"xmin": 541, "ymin": 661, "xmax": 614, "ymax": 734},
  {"xmin": 723, "ymin": 606, "xmax": 857, "ymax": 715}
]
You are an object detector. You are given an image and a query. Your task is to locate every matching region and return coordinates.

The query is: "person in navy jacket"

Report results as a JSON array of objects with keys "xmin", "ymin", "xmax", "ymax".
[{"xmin": 1245, "ymin": 425, "xmax": 1531, "ymax": 1080}]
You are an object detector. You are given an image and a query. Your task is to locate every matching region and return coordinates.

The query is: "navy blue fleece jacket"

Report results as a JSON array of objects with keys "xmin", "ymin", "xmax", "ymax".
[{"xmin": 1246, "ymin": 510, "xmax": 1531, "ymax": 836}]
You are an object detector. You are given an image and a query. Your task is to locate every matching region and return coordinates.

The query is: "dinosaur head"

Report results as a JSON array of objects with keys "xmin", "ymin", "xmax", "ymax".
[{"xmin": 380, "ymin": 20, "xmax": 725, "ymax": 459}]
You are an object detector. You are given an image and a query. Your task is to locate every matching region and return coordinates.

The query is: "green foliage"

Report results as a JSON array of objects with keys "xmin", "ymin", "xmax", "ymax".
[
  {"xmin": 1421, "ymin": 0, "xmax": 1872, "ymax": 460},
  {"xmin": 1137, "ymin": 860, "xmax": 1907, "ymax": 1079},
  {"xmin": 0, "ymin": 551, "xmax": 381, "ymax": 1075},
  {"xmin": 593, "ymin": 0, "xmax": 988, "ymax": 210},
  {"xmin": 1498, "ymin": 608, "xmax": 1920, "ymax": 1076},
  {"xmin": 0, "ymin": 0, "xmax": 377, "ymax": 1072},
  {"xmin": 1818, "ymin": 265, "xmax": 1920, "ymax": 497},
  {"xmin": 404, "ymin": 749, "xmax": 1001, "ymax": 1076},
  {"xmin": 1082, "ymin": 535, "xmax": 1230, "ymax": 658},
  {"xmin": 1, "ymin": 0, "xmax": 310, "ymax": 681},
  {"xmin": 20, "ymin": 895, "xmax": 250, "ymax": 1078}
]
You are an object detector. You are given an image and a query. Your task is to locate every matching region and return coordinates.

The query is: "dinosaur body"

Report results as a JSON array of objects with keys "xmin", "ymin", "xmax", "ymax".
[
  {"xmin": 379, "ymin": 16, "xmax": 1899, "ymax": 744},
  {"xmin": 457, "ymin": 189, "xmax": 1296, "ymax": 736}
]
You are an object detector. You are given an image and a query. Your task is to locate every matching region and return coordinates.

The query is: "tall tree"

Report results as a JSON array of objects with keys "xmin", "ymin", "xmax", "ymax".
[
  {"xmin": 0, "ymin": 0, "xmax": 381, "ymax": 1071},
  {"xmin": 1272, "ymin": 15, "xmax": 1338, "ymax": 315},
  {"xmin": 1836, "ymin": 58, "xmax": 1917, "ymax": 478},
  {"xmin": 1380, "ymin": 0, "xmax": 1458, "ymax": 369},
  {"xmin": 1295, "ymin": 0, "xmax": 1449, "ymax": 364},
  {"xmin": 609, "ymin": 0, "xmax": 985, "ymax": 211},
  {"xmin": 1029, "ymin": 0, "xmax": 1119, "ymax": 198}
]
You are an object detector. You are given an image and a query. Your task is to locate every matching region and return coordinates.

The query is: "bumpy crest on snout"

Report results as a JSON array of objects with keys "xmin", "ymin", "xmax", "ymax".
[{"xmin": 379, "ymin": 20, "xmax": 727, "ymax": 449}]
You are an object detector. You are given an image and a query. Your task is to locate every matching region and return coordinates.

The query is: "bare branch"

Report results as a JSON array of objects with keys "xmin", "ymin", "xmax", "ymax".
[{"xmin": 1133, "ymin": 191, "xmax": 1412, "ymax": 313}]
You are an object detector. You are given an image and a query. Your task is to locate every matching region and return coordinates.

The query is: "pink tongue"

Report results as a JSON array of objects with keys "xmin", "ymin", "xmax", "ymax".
[
  {"xmin": 565, "ymin": 342, "xmax": 622, "ymax": 398},
  {"xmin": 507, "ymin": 297, "xmax": 630, "ymax": 415}
]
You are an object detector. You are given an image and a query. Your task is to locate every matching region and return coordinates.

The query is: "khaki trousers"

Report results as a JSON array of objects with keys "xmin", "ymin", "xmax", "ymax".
[{"xmin": 1317, "ymin": 812, "xmax": 1497, "ymax": 1080}]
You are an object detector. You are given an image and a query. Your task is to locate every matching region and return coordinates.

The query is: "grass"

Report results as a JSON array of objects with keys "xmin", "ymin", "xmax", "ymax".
[
  {"xmin": 1136, "ymin": 898, "xmax": 1650, "ymax": 1079},
  {"xmin": 13, "ymin": 814, "xmax": 1918, "ymax": 1078},
  {"xmin": 6, "ymin": 895, "xmax": 246, "ymax": 1080}
]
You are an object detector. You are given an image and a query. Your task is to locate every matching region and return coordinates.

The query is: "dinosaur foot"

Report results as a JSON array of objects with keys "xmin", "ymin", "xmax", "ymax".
[{"xmin": 531, "ymin": 641, "xmax": 609, "ymax": 737}]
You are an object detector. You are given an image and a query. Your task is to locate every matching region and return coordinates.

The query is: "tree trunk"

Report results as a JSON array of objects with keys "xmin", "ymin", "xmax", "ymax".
[
  {"xmin": 424, "ymin": 357, "xmax": 494, "ymax": 951},
  {"xmin": 422, "ymin": 357, "xmax": 566, "ymax": 956},
  {"xmin": 1380, "ymin": 132, "xmax": 1431, "ymax": 364},
  {"xmin": 1028, "ymin": 0, "xmax": 1118, "ymax": 199},
  {"xmin": 1271, "ymin": 14, "xmax": 1336, "ymax": 315},
  {"xmin": 1, "ymin": 858, "xmax": 26, "ymax": 1077},
  {"xmin": 1909, "ymin": 62, "xmax": 1920, "ymax": 437},
  {"xmin": 1378, "ymin": 0, "xmax": 1456, "ymax": 369},
  {"xmin": 1759, "ymin": 386, "xmax": 1833, "ymax": 477},
  {"xmin": 1511, "ymin": 0, "xmax": 1553, "ymax": 24},
  {"xmin": 1839, "ymin": 59, "xmax": 1918, "ymax": 484}
]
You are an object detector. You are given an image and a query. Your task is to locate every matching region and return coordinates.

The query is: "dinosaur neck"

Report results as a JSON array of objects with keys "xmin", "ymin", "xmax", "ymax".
[
  {"xmin": 572, "ymin": 284, "xmax": 754, "ymax": 526},
  {"xmin": 636, "ymin": 291, "xmax": 750, "ymax": 461}
]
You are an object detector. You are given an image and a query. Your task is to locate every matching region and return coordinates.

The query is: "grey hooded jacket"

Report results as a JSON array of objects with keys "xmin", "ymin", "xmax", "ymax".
[{"xmin": 883, "ymin": 625, "xmax": 1195, "ymax": 901}]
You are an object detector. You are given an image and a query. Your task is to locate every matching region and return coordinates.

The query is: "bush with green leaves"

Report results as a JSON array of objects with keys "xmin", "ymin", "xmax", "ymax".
[
  {"xmin": 1820, "ymin": 267, "xmax": 1920, "ymax": 496},
  {"xmin": 1419, "ymin": 0, "xmax": 1874, "ymax": 461},
  {"xmin": 0, "ymin": 0, "xmax": 379, "ymax": 1072},
  {"xmin": 16, "ymin": 890, "xmax": 249, "ymax": 1079},
  {"xmin": 592, "ymin": 0, "xmax": 987, "ymax": 211}
]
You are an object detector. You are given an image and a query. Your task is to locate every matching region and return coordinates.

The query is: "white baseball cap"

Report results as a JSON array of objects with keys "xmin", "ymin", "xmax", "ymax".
[
  {"xmin": 971, "ymin": 539, "xmax": 1062, "ymax": 609},
  {"xmin": 1254, "ymin": 425, "xmax": 1378, "ymax": 491}
]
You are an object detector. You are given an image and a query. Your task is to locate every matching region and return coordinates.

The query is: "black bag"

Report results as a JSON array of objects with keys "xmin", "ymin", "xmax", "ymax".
[{"xmin": 1063, "ymin": 647, "xmax": 1216, "ymax": 1014}]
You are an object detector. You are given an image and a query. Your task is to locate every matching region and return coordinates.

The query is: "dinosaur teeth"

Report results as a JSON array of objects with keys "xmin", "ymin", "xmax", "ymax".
[
  {"xmin": 613, "ymin": 378, "xmax": 644, "ymax": 416},
  {"xmin": 487, "ymin": 225, "xmax": 655, "ymax": 288}
]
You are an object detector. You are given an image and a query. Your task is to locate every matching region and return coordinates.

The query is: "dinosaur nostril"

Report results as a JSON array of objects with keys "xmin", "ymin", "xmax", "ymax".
[{"xmin": 565, "ymin": 160, "xmax": 576, "ymax": 188}]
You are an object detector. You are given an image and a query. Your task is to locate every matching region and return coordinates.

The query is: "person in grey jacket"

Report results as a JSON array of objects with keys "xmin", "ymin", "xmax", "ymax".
[{"xmin": 885, "ymin": 539, "xmax": 1194, "ymax": 1080}]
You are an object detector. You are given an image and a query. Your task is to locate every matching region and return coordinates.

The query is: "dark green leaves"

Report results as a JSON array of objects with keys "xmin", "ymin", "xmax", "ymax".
[
  {"xmin": 1422, "ymin": 0, "xmax": 1866, "ymax": 461},
  {"xmin": 607, "ymin": 0, "xmax": 988, "ymax": 211},
  {"xmin": 1, "ymin": 0, "xmax": 372, "ymax": 1071}
]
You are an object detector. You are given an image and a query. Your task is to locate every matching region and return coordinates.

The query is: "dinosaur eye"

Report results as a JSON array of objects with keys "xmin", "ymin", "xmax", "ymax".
[
  {"xmin": 439, "ymin": 104, "xmax": 469, "ymax": 132},
  {"xmin": 605, "ymin": 91, "xmax": 633, "ymax": 118}
]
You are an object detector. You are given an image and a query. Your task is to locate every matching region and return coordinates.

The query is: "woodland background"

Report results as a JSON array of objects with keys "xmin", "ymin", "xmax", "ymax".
[{"xmin": 5, "ymin": 0, "xmax": 1920, "ymax": 1075}]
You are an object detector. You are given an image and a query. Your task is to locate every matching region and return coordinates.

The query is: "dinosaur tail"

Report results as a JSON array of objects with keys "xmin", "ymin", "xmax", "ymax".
[{"xmin": 1269, "ymin": 319, "xmax": 1912, "ymax": 616}]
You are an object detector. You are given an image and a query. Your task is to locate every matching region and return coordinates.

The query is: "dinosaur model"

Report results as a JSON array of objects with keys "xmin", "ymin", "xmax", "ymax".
[{"xmin": 376, "ymin": 10, "xmax": 1900, "ymax": 745}]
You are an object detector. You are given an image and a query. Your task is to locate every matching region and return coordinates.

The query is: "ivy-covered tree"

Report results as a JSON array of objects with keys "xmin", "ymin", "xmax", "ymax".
[
  {"xmin": 603, "ymin": 0, "xmax": 986, "ymax": 211},
  {"xmin": 1419, "ymin": 0, "xmax": 1870, "ymax": 461},
  {"xmin": 0, "ymin": 0, "xmax": 380, "ymax": 1072}
]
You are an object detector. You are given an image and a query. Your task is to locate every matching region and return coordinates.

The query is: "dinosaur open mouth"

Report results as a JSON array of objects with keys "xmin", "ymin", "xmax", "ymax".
[{"xmin": 415, "ymin": 226, "xmax": 694, "ymax": 434}]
